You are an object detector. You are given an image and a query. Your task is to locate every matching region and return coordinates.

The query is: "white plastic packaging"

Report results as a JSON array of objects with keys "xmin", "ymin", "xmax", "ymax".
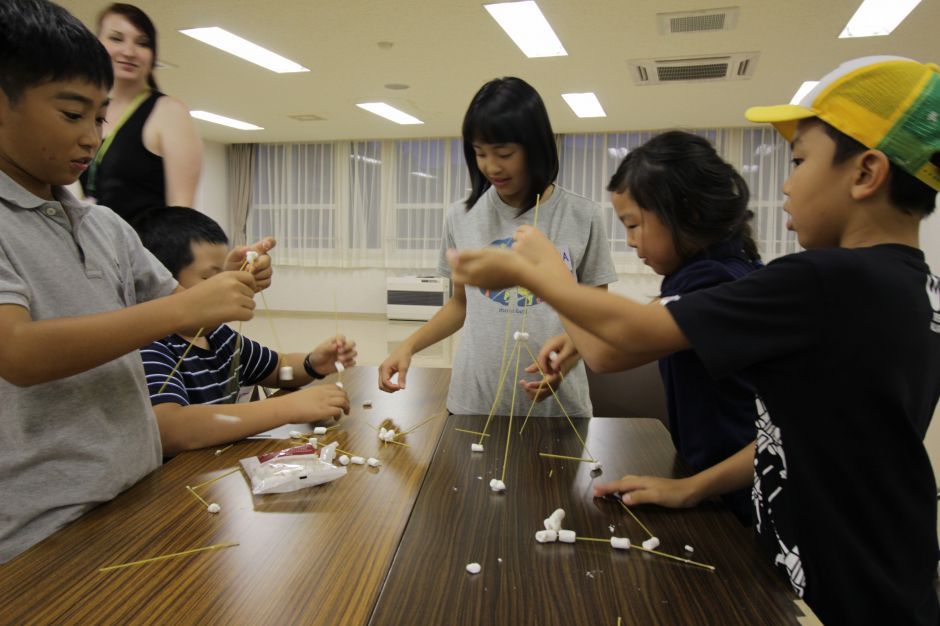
[{"xmin": 239, "ymin": 442, "xmax": 346, "ymax": 494}]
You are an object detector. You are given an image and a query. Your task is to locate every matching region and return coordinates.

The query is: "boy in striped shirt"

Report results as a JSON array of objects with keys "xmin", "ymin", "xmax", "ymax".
[{"xmin": 135, "ymin": 206, "xmax": 355, "ymax": 455}]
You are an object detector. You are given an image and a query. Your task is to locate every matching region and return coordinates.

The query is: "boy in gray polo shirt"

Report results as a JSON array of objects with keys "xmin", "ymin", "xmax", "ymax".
[{"xmin": 0, "ymin": 0, "xmax": 270, "ymax": 563}]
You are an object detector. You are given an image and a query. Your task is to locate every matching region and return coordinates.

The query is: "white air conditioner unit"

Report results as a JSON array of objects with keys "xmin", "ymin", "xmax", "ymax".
[
  {"xmin": 386, "ymin": 275, "xmax": 450, "ymax": 321},
  {"xmin": 628, "ymin": 51, "xmax": 759, "ymax": 86}
]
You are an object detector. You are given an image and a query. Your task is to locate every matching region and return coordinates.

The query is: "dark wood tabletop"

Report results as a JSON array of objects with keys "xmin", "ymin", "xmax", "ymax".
[
  {"xmin": 0, "ymin": 366, "xmax": 450, "ymax": 626},
  {"xmin": 369, "ymin": 414, "xmax": 803, "ymax": 626},
  {"xmin": 0, "ymin": 366, "xmax": 804, "ymax": 626}
]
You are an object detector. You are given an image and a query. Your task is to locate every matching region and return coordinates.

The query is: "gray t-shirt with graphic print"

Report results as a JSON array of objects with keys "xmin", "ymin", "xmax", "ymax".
[{"xmin": 438, "ymin": 185, "xmax": 617, "ymax": 417}]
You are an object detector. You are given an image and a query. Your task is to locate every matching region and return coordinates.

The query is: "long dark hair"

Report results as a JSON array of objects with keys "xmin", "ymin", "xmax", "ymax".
[
  {"xmin": 461, "ymin": 77, "xmax": 558, "ymax": 214},
  {"xmin": 607, "ymin": 131, "xmax": 759, "ymax": 262},
  {"xmin": 97, "ymin": 3, "xmax": 159, "ymax": 90}
]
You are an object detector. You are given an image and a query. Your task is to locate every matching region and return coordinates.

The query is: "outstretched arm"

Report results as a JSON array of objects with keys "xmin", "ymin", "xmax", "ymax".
[{"xmin": 593, "ymin": 442, "xmax": 755, "ymax": 508}]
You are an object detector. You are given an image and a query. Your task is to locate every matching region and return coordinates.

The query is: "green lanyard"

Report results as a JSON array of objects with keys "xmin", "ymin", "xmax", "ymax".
[{"xmin": 84, "ymin": 88, "xmax": 152, "ymax": 196}]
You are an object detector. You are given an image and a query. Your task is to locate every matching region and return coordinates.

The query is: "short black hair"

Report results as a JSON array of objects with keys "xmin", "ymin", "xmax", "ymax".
[
  {"xmin": 0, "ymin": 0, "xmax": 113, "ymax": 103},
  {"xmin": 132, "ymin": 206, "xmax": 229, "ymax": 278},
  {"xmin": 607, "ymin": 131, "xmax": 760, "ymax": 263},
  {"xmin": 462, "ymin": 77, "xmax": 558, "ymax": 214},
  {"xmin": 812, "ymin": 119, "xmax": 937, "ymax": 216},
  {"xmin": 97, "ymin": 3, "xmax": 159, "ymax": 90}
]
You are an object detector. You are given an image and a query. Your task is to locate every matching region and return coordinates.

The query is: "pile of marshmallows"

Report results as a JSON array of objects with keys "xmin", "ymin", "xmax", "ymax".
[
  {"xmin": 534, "ymin": 508, "xmax": 660, "ymax": 551},
  {"xmin": 378, "ymin": 427, "xmax": 398, "ymax": 443}
]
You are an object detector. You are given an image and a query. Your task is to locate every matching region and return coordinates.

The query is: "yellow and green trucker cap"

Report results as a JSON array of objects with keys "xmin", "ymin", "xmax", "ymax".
[{"xmin": 746, "ymin": 56, "xmax": 940, "ymax": 192}]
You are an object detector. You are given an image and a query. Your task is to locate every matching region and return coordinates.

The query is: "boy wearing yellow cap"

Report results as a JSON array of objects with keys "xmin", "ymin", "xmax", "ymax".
[{"xmin": 446, "ymin": 56, "xmax": 940, "ymax": 625}]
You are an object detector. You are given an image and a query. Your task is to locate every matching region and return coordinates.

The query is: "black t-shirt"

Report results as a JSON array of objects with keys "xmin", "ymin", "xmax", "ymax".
[
  {"xmin": 667, "ymin": 244, "xmax": 940, "ymax": 626},
  {"xmin": 659, "ymin": 239, "xmax": 762, "ymax": 523}
]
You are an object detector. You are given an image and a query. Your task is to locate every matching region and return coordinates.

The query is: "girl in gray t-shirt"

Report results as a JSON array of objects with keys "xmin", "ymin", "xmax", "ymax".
[{"xmin": 378, "ymin": 77, "xmax": 616, "ymax": 418}]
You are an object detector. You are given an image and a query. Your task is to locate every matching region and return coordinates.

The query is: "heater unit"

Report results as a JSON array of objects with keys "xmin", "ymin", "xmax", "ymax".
[{"xmin": 386, "ymin": 276, "xmax": 450, "ymax": 321}]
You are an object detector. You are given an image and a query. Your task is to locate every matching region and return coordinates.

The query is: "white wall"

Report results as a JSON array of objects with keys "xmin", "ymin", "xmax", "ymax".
[{"xmin": 193, "ymin": 140, "xmax": 229, "ymax": 235}]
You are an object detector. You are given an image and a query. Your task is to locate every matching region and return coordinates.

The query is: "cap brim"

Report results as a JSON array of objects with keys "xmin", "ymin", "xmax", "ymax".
[{"xmin": 745, "ymin": 104, "xmax": 816, "ymax": 142}]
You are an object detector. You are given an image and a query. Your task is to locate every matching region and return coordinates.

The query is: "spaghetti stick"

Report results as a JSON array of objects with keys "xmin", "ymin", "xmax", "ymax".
[
  {"xmin": 632, "ymin": 544, "xmax": 716, "ymax": 572},
  {"xmin": 576, "ymin": 536, "xmax": 715, "ymax": 572},
  {"xmin": 185, "ymin": 486, "xmax": 210, "ymax": 507},
  {"xmin": 518, "ymin": 376, "xmax": 545, "ymax": 435},
  {"xmin": 617, "ymin": 497, "xmax": 655, "ymax": 540},
  {"xmin": 157, "ymin": 327, "xmax": 203, "ymax": 395},
  {"xmin": 477, "ymin": 296, "xmax": 520, "ymax": 443},
  {"xmin": 538, "ymin": 452, "xmax": 596, "ymax": 463},
  {"xmin": 98, "ymin": 542, "xmax": 239, "ymax": 573},
  {"xmin": 523, "ymin": 343, "xmax": 595, "ymax": 460},
  {"xmin": 455, "ymin": 428, "xmax": 490, "ymax": 437},
  {"xmin": 402, "ymin": 411, "xmax": 444, "ymax": 436},
  {"xmin": 190, "ymin": 467, "xmax": 241, "ymax": 491},
  {"xmin": 499, "ymin": 339, "xmax": 524, "ymax": 482}
]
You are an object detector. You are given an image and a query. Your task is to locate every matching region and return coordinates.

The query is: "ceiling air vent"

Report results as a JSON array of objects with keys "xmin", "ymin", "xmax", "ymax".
[
  {"xmin": 288, "ymin": 113, "xmax": 326, "ymax": 122},
  {"xmin": 658, "ymin": 7, "xmax": 740, "ymax": 34},
  {"xmin": 628, "ymin": 52, "xmax": 758, "ymax": 86}
]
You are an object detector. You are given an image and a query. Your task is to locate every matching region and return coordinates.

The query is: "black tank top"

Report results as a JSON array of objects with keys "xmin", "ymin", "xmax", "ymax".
[{"xmin": 80, "ymin": 90, "xmax": 166, "ymax": 222}]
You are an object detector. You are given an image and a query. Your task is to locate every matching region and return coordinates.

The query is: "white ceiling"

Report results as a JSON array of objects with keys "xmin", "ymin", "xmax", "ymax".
[{"xmin": 61, "ymin": 0, "xmax": 940, "ymax": 144}]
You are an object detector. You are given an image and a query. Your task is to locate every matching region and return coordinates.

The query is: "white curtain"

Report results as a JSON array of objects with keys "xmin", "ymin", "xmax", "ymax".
[
  {"xmin": 246, "ymin": 127, "xmax": 797, "ymax": 271},
  {"xmin": 227, "ymin": 143, "xmax": 255, "ymax": 247}
]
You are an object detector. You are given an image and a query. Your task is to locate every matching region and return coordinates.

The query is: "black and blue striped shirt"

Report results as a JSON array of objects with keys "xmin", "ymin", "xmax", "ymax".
[{"xmin": 141, "ymin": 325, "xmax": 278, "ymax": 406}]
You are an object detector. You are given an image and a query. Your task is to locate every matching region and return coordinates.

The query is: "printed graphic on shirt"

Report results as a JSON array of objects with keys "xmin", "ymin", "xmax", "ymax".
[
  {"xmin": 479, "ymin": 237, "xmax": 544, "ymax": 308},
  {"xmin": 752, "ymin": 395, "xmax": 806, "ymax": 597},
  {"xmin": 927, "ymin": 274, "xmax": 940, "ymax": 334}
]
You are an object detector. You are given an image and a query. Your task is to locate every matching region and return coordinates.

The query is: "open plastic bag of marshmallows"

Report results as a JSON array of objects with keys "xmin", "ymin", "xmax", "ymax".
[{"xmin": 240, "ymin": 442, "xmax": 346, "ymax": 494}]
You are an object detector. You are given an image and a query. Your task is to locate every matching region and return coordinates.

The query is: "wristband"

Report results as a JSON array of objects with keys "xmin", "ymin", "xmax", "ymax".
[{"xmin": 303, "ymin": 353, "xmax": 326, "ymax": 379}]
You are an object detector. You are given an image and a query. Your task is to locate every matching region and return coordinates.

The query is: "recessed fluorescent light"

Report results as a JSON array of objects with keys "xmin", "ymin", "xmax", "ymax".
[
  {"xmin": 179, "ymin": 27, "xmax": 309, "ymax": 73},
  {"xmin": 562, "ymin": 93, "xmax": 606, "ymax": 118},
  {"xmin": 356, "ymin": 102, "xmax": 423, "ymax": 125},
  {"xmin": 838, "ymin": 0, "xmax": 922, "ymax": 38},
  {"xmin": 190, "ymin": 110, "xmax": 263, "ymax": 130},
  {"xmin": 484, "ymin": 1, "xmax": 567, "ymax": 58},
  {"xmin": 790, "ymin": 81, "xmax": 819, "ymax": 104}
]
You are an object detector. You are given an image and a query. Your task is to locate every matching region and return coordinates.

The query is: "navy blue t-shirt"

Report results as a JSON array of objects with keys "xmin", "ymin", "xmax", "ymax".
[{"xmin": 659, "ymin": 238, "xmax": 762, "ymax": 523}]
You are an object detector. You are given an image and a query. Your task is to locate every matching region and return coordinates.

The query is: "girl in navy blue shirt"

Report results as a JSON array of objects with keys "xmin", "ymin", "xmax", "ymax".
[{"xmin": 543, "ymin": 131, "xmax": 761, "ymax": 522}]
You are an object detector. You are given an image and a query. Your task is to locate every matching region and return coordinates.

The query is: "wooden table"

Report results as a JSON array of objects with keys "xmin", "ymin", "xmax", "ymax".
[
  {"xmin": 0, "ymin": 366, "xmax": 450, "ymax": 626},
  {"xmin": 0, "ymin": 368, "xmax": 803, "ymax": 625},
  {"xmin": 370, "ymin": 414, "xmax": 803, "ymax": 626}
]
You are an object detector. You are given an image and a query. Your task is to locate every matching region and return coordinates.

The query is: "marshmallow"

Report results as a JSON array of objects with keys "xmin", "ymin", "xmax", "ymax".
[
  {"xmin": 367, "ymin": 457, "xmax": 382, "ymax": 468},
  {"xmin": 558, "ymin": 530, "xmax": 576, "ymax": 543},
  {"xmin": 611, "ymin": 537, "xmax": 631, "ymax": 550},
  {"xmin": 334, "ymin": 361, "xmax": 345, "ymax": 373},
  {"xmin": 350, "ymin": 456, "xmax": 365, "ymax": 465},
  {"xmin": 549, "ymin": 351, "xmax": 559, "ymax": 361},
  {"xmin": 245, "ymin": 251, "xmax": 259, "ymax": 264},
  {"xmin": 466, "ymin": 562, "xmax": 481, "ymax": 575},
  {"xmin": 684, "ymin": 545, "xmax": 694, "ymax": 553},
  {"xmin": 590, "ymin": 462, "xmax": 603, "ymax": 472},
  {"xmin": 471, "ymin": 443, "xmax": 484, "ymax": 452},
  {"xmin": 335, "ymin": 382, "xmax": 344, "ymax": 389},
  {"xmin": 489, "ymin": 479, "xmax": 506, "ymax": 492},
  {"xmin": 512, "ymin": 331, "xmax": 529, "ymax": 341},
  {"xmin": 543, "ymin": 508, "xmax": 565, "ymax": 531},
  {"xmin": 289, "ymin": 430, "xmax": 303, "ymax": 439},
  {"xmin": 642, "ymin": 537, "xmax": 660, "ymax": 550},
  {"xmin": 279, "ymin": 366, "xmax": 294, "ymax": 381},
  {"xmin": 338, "ymin": 455, "xmax": 350, "ymax": 466},
  {"xmin": 207, "ymin": 503, "xmax": 221, "ymax": 514},
  {"xmin": 535, "ymin": 530, "xmax": 558, "ymax": 543},
  {"xmin": 313, "ymin": 427, "xmax": 327, "ymax": 435},
  {"xmin": 379, "ymin": 427, "xmax": 388, "ymax": 439}
]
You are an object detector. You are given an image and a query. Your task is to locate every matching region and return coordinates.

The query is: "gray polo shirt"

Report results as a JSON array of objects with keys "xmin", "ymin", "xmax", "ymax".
[{"xmin": 0, "ymin": 172, "xmax": 177, "ymax": 563}]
